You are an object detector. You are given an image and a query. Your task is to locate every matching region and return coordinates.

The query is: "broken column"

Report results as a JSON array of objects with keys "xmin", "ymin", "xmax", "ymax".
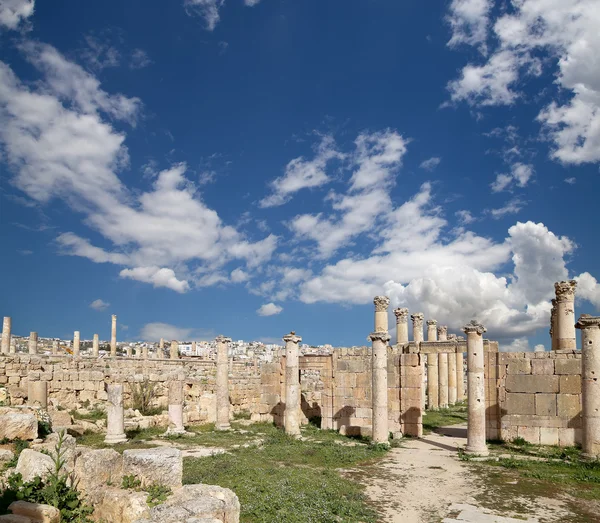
[
  {"xmin": 92, "ymin": 334, "xmax": 99, "ymax": 357},
  {"xmin": 142, "ymin": 346, "xmax": 148, "ymax": 359},
  {"xmin": 215, "ymin": 335, "xmax": 232, "ymax": 431},
  {"xmin": 576, "ymin": 315, "xmax": 600, "ymax": 459},
  {"xmin": 192, "ymin": 341, "xmax": 196, "ymax": 356},
  {"xmin": 463, "ymin": 320, "xmax": 488, "ymax": 456},
  {"xmin": 126, "ymin": 346, "xmax": 133, "ymax": 358},
  {"xmin": 554, "ymin": 280, "xmax": 577, "ymax": 350},
  {"xmin": 110, "ymin": 314, "xmax": 117, "ymax": 357},
  {"xmin": 52, "ymin": 340, "xmax": 58, "ymax": 355},
  {"xmin": 73, "ymin": 331, "xmax": 80, "ymax": 357},
  {"xmin": 166, "ymin": 380, "xmax": 185, "ymax": 435},
  {"xmin": 283, "ymin": 331, "xmax": 302, "ymax": 437},
  {"xmin": 170, "ymin": 340, "xmax": 179, "ymax": 360},
  {"xmin": 157, "ymin": 338, "xmax": 164, "ymax": 359},
  {"xmin": 104, "ymin": 383, "xmax": 127, "ymax": 444},
  {"xmin": 28, "ymin": 332, "xmax": 38, "ymax": 355},
  {"xmin": 28, "ymin": 380, "xmax": 48, "ymax": 409},
  {"xmin": 393, "ymin": 307, "xmax": 409, "ymax": 345},
  {"xmin": 1, "ymin": 317, "xmax": 11, "ymax": 354}
]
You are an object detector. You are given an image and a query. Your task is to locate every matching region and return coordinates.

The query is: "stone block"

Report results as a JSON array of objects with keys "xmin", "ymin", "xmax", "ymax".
[
  {"xmin": 539, "ymin": 427, "xmax": 559, "ymax": 446},
  {"xmin": 557, "ymin": 394, "xmax": 581, "ymax": 419},
  {"xmin": 8, "ymin": 501, "xmax": 60, "ymax": 523},
  {"xmin": 0, "ymin": 412, "xmax": 38, "ymax": 440},
  {"xmin": 558, "ymin": 428, "xmax": 581, "ymax": 447},
  {"xmin": 122, "ymin": 447, "xmax": 182, "ymax": 489},
  {"xmin": 507, "ymin": 359, "xmax": 531, "ymax": 375},
  {"xmin": 531, "ymin": 359, "xmax": 554, "ymax": 375},
  {"xmin": 554, "ymin": 359, "xmax": 581, "ymax": 375},
  {"xmin": 559, "ymin": 375, "xmax": 581, "ymax": 394},
  {"xmin": 0, "ymin": 515, "xmax": 31, "ymax": 522},
  {"xmin": 15, "ymin": 450, "xmax": 53, "ymax": 482},
  {"xmin": 74, "ymin": 448, "xmax": 123, "ymax": 492},
  {"xmin": 505, "ymin": 393, "xmax": 535, "ymax": 415},
  {"xmin": 505, "ymin": 375, "xmax": 559, "ymax": 394},
  {"xmin": 535, "ymin": 394, "xmax": 557, "ymax": 416},
  {"xmin": 517, "ymin": 426, "xmax": 540, "ymax": 444}
]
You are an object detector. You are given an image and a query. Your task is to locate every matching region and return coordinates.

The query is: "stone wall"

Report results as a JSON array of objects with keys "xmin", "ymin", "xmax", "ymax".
[{"xmin": 487, "ymin": 350, "xmax": 582, "ymax": 446}]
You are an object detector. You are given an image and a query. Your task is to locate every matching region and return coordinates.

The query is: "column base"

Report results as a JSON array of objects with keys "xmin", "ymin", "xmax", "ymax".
[
  {"xmin": 104, "ymin": 433, "xmax": 128, "ymax": 444},
  {"xmin": 582, "ymin": 452, "xmax": 600, "ymax": 461},
  {"xmin": 465, "ymin": 445, "xmax": 489, "ymax": 457},
  {"xmin": 165, "ymin": 427, "xmax": 186, "ymax": 436},
  {"xmin": 215, "ymin": 423, "xmax": 231, "ymax": 431}
]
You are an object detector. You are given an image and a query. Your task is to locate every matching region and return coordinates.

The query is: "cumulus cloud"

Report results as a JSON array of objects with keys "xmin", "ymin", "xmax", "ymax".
[
  {"xmin": 0, "ymin": 0, "xmax": 34, "ymax": 30},
  {"xmin": 257, "ymin": 302, "xmax": 283, "ymax": 316},
  {"xmin": 90, "ymin": 299, "xmax": 110, "ymax": 311},
  {"xmin": 419, "ymin": 157, "xmax": 441, "ymax": 171},
  {"xmin": 230, "ymin": 268, "xmax": 250, "ymax": 283},
  {"xmin": 447, "ymin": 0, "xmax": 600, "ymax": 164},
  {"xmin": 139, "ymin": 322, "xmax": 193, "ymax": 341},
  {"xmin": 491, "ymin": 163, "xmax": 534, "ymax": 192},
  {"xmin": 575, "ymin": 272, "xmax": 600, "ymax": 309},
  {"xmin": 120, "ymin": 267, "xmax": 190, "ymax": 293}
]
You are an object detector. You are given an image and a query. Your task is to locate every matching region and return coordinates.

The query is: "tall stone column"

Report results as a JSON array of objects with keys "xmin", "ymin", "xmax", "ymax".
[
  {"xmin": 157, "ymin": 338, "xmax": 164, "ymax": 359},
  {"xmin": 554, "ymin": 281, "xmax": 577, "ymax": 350},
  {"xmin": 166, "ymin": 380, "xmax": 185, "ymax": 435},
  {"xmin": 456, "ymin": 350, "xmax": 465, "ymax": 401},
  {"xmin": 427, "ymin": 320, "xmax": 438, "ymax": 342},
  {"xmin": 437, "ymin": 326, "xmax": 448, "ymax": 341},
  {"xmin": 550, "ymin": 299, "xmax": 558, "ymax": 351},
  {"xmin": 73, "ymin": 331, "xmax": 80, "ymax": 357},
  {"xmin": 104, "ymin": 383, "xmax": 127, "ymax": 444},
  {"xmin": 576, "ymin": 315, "xmax": 600, "ymax": 459},
  {"xmin": 126, "ymin": 347, "xmax": 133, "ymax": 358},
  {"xmin": 52, "ymin": 340, "xmax": 58, "ymax": 355},
  {"xmin": 393, "ymin": 308, "xmax": 409, "ymax": 345},
  {"xmin": 438, "ymin": 351, "xmax": 449, "ymax": 408},
  {"xmin": 28, "ymin": 380, "xmax": 47, "ymax": 408},
  {"xmin": 411, "ymin": 313, "xmax": 424, "ymax": 343},
  {"xmin": 1, "ymin": 317, "xmax": 11, "ymax": 355},
  {"xmin": 92, "ymin": 334, "xmax": 99, "ymax": 357},
  {"xmin": 283, "ymin": 331, "xmax": 302, "ymax": 437},
  {"xmin": 192, "ymin": 341, "xmax": 196, "ymax": 356},
  {"xmin": 463, "ymin": 320, "xmax": 488, "ymax": 456},
  {"xmin": 370, "ymin": 330, "xmax": 390, "ymax": 444},
  {"xmin": 448, "ymin": 348, "xmax": 457, "ymax": 405},
  {"xmin": 110, "ymin": 314, "xmax": 117, "ymax": 357},
  {"xmin": 28, "ymin": 332, "xmax": 38, "ymax": 355},
  {"xmin": 374, "ymin": 296, "xmax": 390, "ymax": 332},
  {"xmin": 142, "ymin": 346, "xmax": 148, "ymax": 359},
  {"xmin": 427, "ymin": 352, "xmax": 439, "ymax": 410},
  {"xmin": 170, "ymin": 340, "xmax": 179, "ymax": 360},
  {"xmin": 215, "ymin": 335, "xmax": 232, "ymax": 431}
]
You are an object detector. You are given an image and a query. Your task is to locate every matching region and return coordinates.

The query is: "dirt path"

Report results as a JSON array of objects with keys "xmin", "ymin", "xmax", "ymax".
[{"xmin": 351, "ymin": 425, "xmax": 576, "ymax": 523}]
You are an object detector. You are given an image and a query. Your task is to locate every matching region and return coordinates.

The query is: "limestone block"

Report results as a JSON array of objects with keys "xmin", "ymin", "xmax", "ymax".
[
  {"xmin": 0, "ymin": 449, "xmax": 15, "ymax": 465},
  {"xmin": 74, "ymin": 448, "xmax": 123, "ymax": 492},
  {"xmin": 0, "ymin": 515, "xmax": 31, "ymax": 522},
  {"xmin": 0, "ymin": 412, "xmax": 38, "ymax": 441},
  {"xmin": 15, "ymin": 450, "xmax": 53, "ymax": 482},
  {"xmin": 49, "ymin": 410, "xmax": 72, "ymax": 427},
  {"xmin": 557, "ymin": 394, "xmax": 581, "ymax": 419},
  {"xmin": 505, "ymin": 375, "xmax": 559, "ymax": 394},
  {"xmin": 559, "ymin": 375, "xmax": 581, "ymax": 394},
  {"xmin": 539, "ymin": 427, "xmax": 559, "ymax": 446},
  {"xmin": 505, "ymin": 393, "xmax": 535, "ymax": 415},
  {"xmin": 554, "ymin": 359, "xmax": 581, "ymax": 375},
  {"xmin": 122, "ymin": 448, "xmax": 182, "ymax": 489},
  {"xmin": 558, "ymin": 428, "xmax": 580, "ymax": 446},
  {"xmin": 517, "ymin": 426, "xmax": 540, "ymax": 444},
  {"xmin": 507, "ymin": 359, "xmax": 531, "ymax": 375},
  {"xmin": 531, "ymin": 359, "xmax": 554, "ymax": 375},
  {"xmin": 8, "ymin": 501, "xmax": 60, "ymax": 523},
  {"xmin": 535, "ymin": 394, "xmax": 557, "ymax": 416},
  {"xmin": 87, "ymin": 486, "xmax": 150, "ymax": 523}
]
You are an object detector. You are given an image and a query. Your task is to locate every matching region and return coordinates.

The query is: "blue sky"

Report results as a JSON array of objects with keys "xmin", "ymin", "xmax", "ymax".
[{"xmin": 1, "ymin": 0, "xmax": 599, "ymax": 349}]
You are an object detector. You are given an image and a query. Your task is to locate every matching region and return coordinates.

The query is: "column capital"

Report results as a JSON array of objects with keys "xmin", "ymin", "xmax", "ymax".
[
  {"xmin": 411, "ymin": 312, "xmax": 424, "ymax": 323},
  {"xmin": 575, "ymin": 314, "xmax": 600, "ymax": 330},
  {"xmin": 437, "ymin": 326, "xmax": 448, "ymax": 336},
  {"xmin": 555, "ymin": 280, "xmax": 577, "ymax": 302},
  {"xmin": 374, "ymin": 296, "xmax": 390, "ymax": 312},
  {"xmin": 283, "ymin": 331, "xmax": 302, "ymax": 344},
  {"xmin": 426, "ymin": 319, "xmax": 437, "ymax": 326},
  {"xmin": 215, "ymin": 335, "xmax": 232, "ymax": 344},
  {"xmin": 463, "ymin": 320, "xmax": 486, "ymax": 335},
  {"xmin": 447, "ymin": 333, "xmax": 457, "ymax": 340},
  {"xmin": 393, "ymin": 307, "xmax": 409, "ymax": 321},
  {"xmin": 369, "ymin": 331, "xmax": 391, "ymax": 343}
]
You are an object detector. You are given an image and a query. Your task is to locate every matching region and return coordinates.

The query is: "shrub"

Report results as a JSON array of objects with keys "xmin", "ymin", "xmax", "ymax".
[{"xmin": 129, "ymin": 380, "xmax": 157, "ymax": 416}]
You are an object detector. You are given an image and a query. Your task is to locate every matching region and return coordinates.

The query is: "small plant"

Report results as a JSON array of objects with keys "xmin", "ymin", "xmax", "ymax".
[
  {"xmin": 457, "ymin": 448, "xmax": 472, "ymax": 461},
  {"xmin": 121, "ymin": 475, "xmax": 142, "ymax": 490},
  {"xmin": 511, "ymin": 437, "xmax": 528, "ymax": 446},
  {"xmin": 129, "ymin": 380, "xmax": 157, "ymax": 416},
  {"xmin": 233, "ymin": 410, "xmax": 252, "ymax": 421},
  {"xmin": 38, "ymin": 420, "xmax": 52, "ymax": 439},
  {"xmin": 146, "ymin": 483, "xmax": 172, "ymax": 507}
]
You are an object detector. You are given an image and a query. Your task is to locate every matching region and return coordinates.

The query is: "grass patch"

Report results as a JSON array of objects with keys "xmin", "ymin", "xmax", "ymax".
[
  {"xmin": 69, "ymin": 407, "xmax": 105, "ymax": 422},
  {"xmin": 422, "ymin": 402, "xmax": 468, "ymax": 434},
  {"xmin": 183, "ymin": 423, "xmax": 388, "ymax": 523},
  {"xmin": 74, "ymin": 426, "xmax": 165, "ymax": 452}
]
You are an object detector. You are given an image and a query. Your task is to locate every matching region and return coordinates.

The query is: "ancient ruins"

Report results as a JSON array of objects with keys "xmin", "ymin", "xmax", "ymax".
[{"xmin": 0, "ymin": 279, "xmax": 597, "ymax": 521}]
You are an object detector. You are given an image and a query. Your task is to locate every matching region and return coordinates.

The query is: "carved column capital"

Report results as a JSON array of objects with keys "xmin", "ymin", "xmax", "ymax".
[
  {"xmin": 369, "ymin": 331, "xmax": 391, "ymax": 343},
  {"xmin": 438, "ymin": 326, "xmax": 448, "ymax": 337},
  {"xmin": 426, "ymin": 319, "xmax": 437, "ymax": 327},
  {"xmin": 575, "ymin": 314, "xmax": 600, "ymax": 330},
  {"xmin": 411, "ymin": 313, "xmax": 424, "ymax": 326},
  {"xmin": 463, "ymin": 320, "xmax": 486, "ymax": 335},
  {"xmin": 555, "ymin": 280, "xmax": 577, "ymax": 302},
  {"xmin": 215, "ymin": 335, "xmax": 232, "ymax": 344},
  {"xmin": 374, "ymin": 296, "xmax": 390, "ymax": 312},
  {"xmin": 393, "ymin": 307, "xmax": 409, "ymax": 322},
  {"xmin": 283, "ymin": 331, "xmax": 302, "ymax": 344}
]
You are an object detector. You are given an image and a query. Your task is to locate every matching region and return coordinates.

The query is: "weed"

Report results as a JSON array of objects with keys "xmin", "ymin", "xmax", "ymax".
[
  {"xmin": 146, "ymin": 483, "xmax": 172, "ymax": 507},
  {"xmin": 233, "ymin": 410, "xmax": 252, "ymax": 421},
  {"xmin": 129, "ymin": 380, "xmax": 157, "ymax": 416},
  {"xmin": 122, "ymin": 475, "xmax": 142, "ymax": 490},
  {"xmin": 70, "ymin": 407, "xmax": 105, "ymax": 422}
]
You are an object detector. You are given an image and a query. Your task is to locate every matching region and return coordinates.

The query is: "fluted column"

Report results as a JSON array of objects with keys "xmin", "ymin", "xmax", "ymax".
[
  {"xmin": 1, "ymin": 317, "xmax": 11, "ymax": 354},
  {"xmin": 28, "ymin": 332, "xmax": 38, "ymax": 355},
  {"xmin": 554, "ymin": 281, "xmax": 577, "ymax": 350},
  {"xmin": 393, "ymin": 308, "xmax": 409, "ymax": 345},
  {"xmin": 104, "ymin": 383, "xmax": 127, "ymax": 444},
  {"xmin": 215, "ymin": 335, "xmax": 232, "ymax": 431},
  {"xmin": 464, "ymin": 320, "xmax": 488, "ymax": 456},
  {"xmin": 92, "ymin": 334, "xmax": 99, "ymax": 357},
  {"xmin": 576, "ymin": 315, "xmax": 600, "ymax": 459},
  {"xmin": 283, "ymin": 331, "xmax": 302, "ymax": 437},
  {"xmin": 110, "ymin": 314, "xmax": 117, "ymax": 357},
  {"xmin": 374, "ymin": 296, "xmax": 390, "ymax": 332},
  {"xmin": 166, "ymin": 380, "xmax": 185, "ymax": 435},
  {"xmin": 170, "ymin": 340, "xmax": 179, "ymax": 360},
  {"xmin": 371, "ymin": 330, "xmax": 390, "ymax": 444},
  {"xmin": 73, "ymin": 331, "xmax": 80, "ymax": 357}
]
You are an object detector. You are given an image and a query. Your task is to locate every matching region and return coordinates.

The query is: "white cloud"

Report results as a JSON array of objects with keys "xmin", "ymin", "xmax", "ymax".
[
  {"xmin": 80, "ymin": 34, "xmax": 121, "ymax": 71},
  {"xmin": 184, "ymin": 0, "xmax": 224, "ymax": 31},
  {"xmin": 244, "ymin": 0, "xmax": 262, "ymax": 5},
  {"xmin": 120, "ymin": 266, "xmax": 190, "ymax": 293},
  {"xmin": 491, "ymin": 163, "xmax": 534, "ymax": 192},
  {"xmin": 490, "ymin": 198, "xmax": 526, "ymax": 219},
  {"xmin": 139, "ymin": 322, "xmax": 193, "ymax": 341},
  {"xmin": 89, "ymin": 299, "xmax": 110, "ymax": 311},
  {"xmin": 257, "ymin": 302, "xmax": 283, "ymax": 316},
  {"xmin": 130, "ymin": 49, "xmax": 152, "ymax": 69},
  {"xmin": 419, "ymin": 157, "xmax": 441, "ymax": 171},
  {"xmin": 455, "ymin": 209, "xmax": 475, "ymax": 225},
  {"xmin": 446, "ymin": 0, "xmax": 492, "ymax": 53},
  {"xmin": 0, "ymin": 0, "xmax": 34, "ymax": 30},
  {"xmin": 501, "ymin": 337, "xmax": 534, "ymax": 352},
  {"xmin": 575, "ymin": 272, "xmax": 600, "ymax": 309},
  {"xmin": 230, "ymin": 268, "xmax": 249, "ymax": 283},
  {"xmin": 564, "ymin": 177, "xmax": 576, "ymax": 185},
  {"xmin": 447, "ymin": 0, "xmax": 600, "ymax": 164},
  {"xmin": 260, "ymin": 135, "xmax": 342, "ymax": 208}
]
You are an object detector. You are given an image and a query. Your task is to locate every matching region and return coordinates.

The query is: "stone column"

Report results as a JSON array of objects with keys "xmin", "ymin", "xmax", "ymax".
[
  {"xmin": 438, "ymin": 351, "xmax": 449, "ymax": 408},
  {"xmin": 110, "ymin": 314, "xmax": 117, "ymax": 357},
  {"xmin": 550, "ymin": 299, "xmax": 558, "ymax": 351},
  {"xmin": 448, "ymin": 347, "xmax": 457, "ymax": 405},
  {"xmin": 166, "ymin": 380, "xmax": 185, "ymax": 435},
  {"xmin": 215, "ymin": 335, "xmax": 232, "ymax": 431},
  {"xmin": 28, "ymin": 380, "xmax": 47, "ymax": 408},
  {"xmin": 427, "ymin": 352, "xmax": 439, "ymax": 410},
  {"xmin": 142, "ymin": 346, "xmax": 148, "ymax": 359},
  {"xmin": 283, "ymin": 331, "xmax": 302, "ymax": 437},
  {"xmin": 73, "ymin": 331, "xmax": 80, "ymax": 357},
  {"xmin": 1, "ymin": 317, "xmax": 11, "ymax": 355},
  {"xmin": 393, "ymin": 308, "xmax": 409, "ymax": 345},
  {"xmin": 437, "ymin": 326, "xmax": 448, "ymax": 342},
  {"xmin": 411, "ymin": 313, "xmax": 424, "ymax": 343},
  {"xmin": 456, "ymin": 350, "xmax": 465, "ymax": 401},
  {"xmin": 104, "ymin": 383, "xmax": 127, "ymax": 444},
  {"xmin": 52, "ymin": 340, "xmax": 59, "ymax": 355},
  {"xmin": 126, "ymin": 347, "xmax": 133, "ymax": 358},
  {"xmin": 157, "ymin": 338, "xmax": 164, "ymax": 359},
  {"xmin": 427, "ymin": 319, "xmax": 438, "ymax": 342},
  {"xmin": 463, "ymin": 320, "xmax": 488, "ymax": 456},
  {"xmin": 576, "ymin": 315, "xmax": 600, "ymax": 459},
  {"xmin": 28, "ymin": 332, "xmax": 38, "ymax": 355},
  {"xmin": 92, "ymin": 334, "xmax": 99, "ymax": 357},
  {"xmin": 9, "ymin": 339, "xmax": 16, "ymax": 354},
  {"xmin": 192, "ymin": 341, "xmax": 196, "ymax": 356},
  {"xmin": 554, "ymin": 281, "xmax": 577, "ymax": 350},
  {"xmin": 170, "ymin": 340, "xmax": 179, "ymax": 360},
  {"xmin": 374, "ymin": 296, "xmax": 390, "ymax": 332},
  {"xmin": 370, "ymin": 330, "xmax": 390, "ymax": 444}
]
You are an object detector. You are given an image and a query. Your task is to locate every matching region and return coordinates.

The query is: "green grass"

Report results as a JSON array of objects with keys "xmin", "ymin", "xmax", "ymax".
[
  {"xmin": 183, "ymin": 423, "xmax": 388, "ymax": 523},
  {"xmin": 75, "ymin": 426, "xmax": 165, "ymax": 452},
  {"xmin": 69, "ymin": 408, "xmax": 106, "ymax": 422},
  {"xmin": 422, "ymin": 401, "xmax": 468, "ymax": 434}
]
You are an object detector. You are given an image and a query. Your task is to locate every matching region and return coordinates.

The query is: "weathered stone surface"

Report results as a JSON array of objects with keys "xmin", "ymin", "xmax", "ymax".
[
  {"xmin": 0, "ymin": 515, "xmax": 31, "ymax": 522},
  {"xmin": 505, "ymin": 375, "xmax": 559, "ymax": 394},
  {"xmin": 535, "ymin": 394, "xmax": 557, "ymax": 416},
  {"xmin": 557, "ymin": 394, "xmax": 581, "ymax": 419},
  {"xmin": 507, "ymin": 359, "xmax": 531, "ymax": 375},
  {"xmin": 87, "ymin": 486, "xmax": 150, "ymax": 523},
  {"xmin": 49, "ymin": 410, "xmax": 72, "ymax": 428},
  {"xmin": 559, "ymin": 375, "xmax": 581, "ymax": 394},
  {"xmin": 122, "ymin": 447, "xmax": 182, "ymax": 489},
  {"xmin": 530, "ymin": 359, "xmax": 554, "ymax": 375},
  {"xmin": 15, "ymin": 449, "xmax": 53, "ymax": 482},
  {"xmin": 0, "ymin": 449, "xmax": 15, "ymax": 464},
  {"xmin": 0, "ymin": 412, "xmax": 38, "ymax": 441},
  {"xmin": 9, "ymin": 501, "xmax": 60, "ymax": 523},
  {"xmin": 74, "ymin": 448, "xmax": 123, "ymax": 492},
  {"xmin": 554, "ymin": 359, "xmax": 581, "ymax": 375},
  {"xmin": 505, "ymin": 393, "xmax": 534, "ymax": 415}
]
